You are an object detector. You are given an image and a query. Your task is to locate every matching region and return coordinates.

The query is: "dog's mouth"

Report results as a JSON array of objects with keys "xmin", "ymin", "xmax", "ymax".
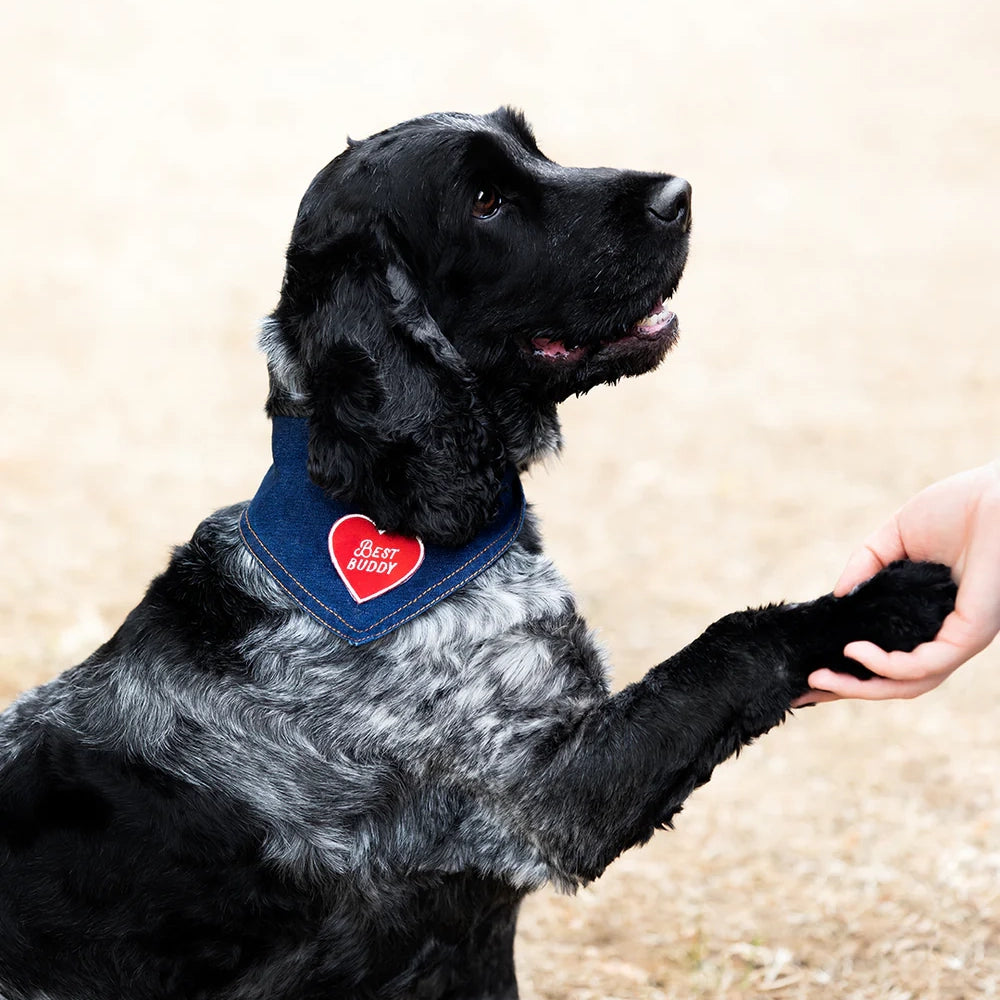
[{"xmin": 529, "ymin": 297, "xmax": 678, "ymax": 365}]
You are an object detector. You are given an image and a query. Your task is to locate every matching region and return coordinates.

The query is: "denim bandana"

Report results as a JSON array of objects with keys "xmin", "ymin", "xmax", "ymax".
[{"xmin": 239, "ymin": 417, "xmax": 526, "ymax": 645}]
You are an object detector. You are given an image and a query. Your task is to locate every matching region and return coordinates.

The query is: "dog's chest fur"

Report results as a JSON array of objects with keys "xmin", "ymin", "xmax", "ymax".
[{"xmin": 222, "ymin": 503, "xmax": 610, "ymax": 889}]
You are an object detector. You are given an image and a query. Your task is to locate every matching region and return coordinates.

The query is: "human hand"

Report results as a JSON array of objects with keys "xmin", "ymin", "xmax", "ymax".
[{"xmin": 796, "ymin": 460, "xmax": 1000, "ymax": 703}]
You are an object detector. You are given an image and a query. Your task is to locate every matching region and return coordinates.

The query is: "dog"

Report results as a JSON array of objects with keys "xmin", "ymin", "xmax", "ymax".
[{"xmin": 0, "ymin": 108, "xmax": 955, "ymax": 999}]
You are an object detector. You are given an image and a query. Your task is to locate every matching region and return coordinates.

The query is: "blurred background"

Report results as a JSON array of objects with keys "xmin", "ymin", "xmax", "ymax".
[{"xmin": 2, "ymin": 1, "xmax": 998, "ymax": 996}]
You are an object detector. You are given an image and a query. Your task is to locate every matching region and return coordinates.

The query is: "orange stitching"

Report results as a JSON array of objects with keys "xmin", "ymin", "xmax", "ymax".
[
  {"xmin": 239, "ymin": 516, "xmax": 357, "ymax": 637},
  {"xmin": 240, "ymin": 510, "xmax": 358, "ymax": 631}
]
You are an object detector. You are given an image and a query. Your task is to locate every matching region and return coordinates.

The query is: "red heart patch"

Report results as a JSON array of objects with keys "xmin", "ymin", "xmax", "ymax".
[{"xmin": 328, "ymin": 515, "xmax": 425, "ymax": 604}]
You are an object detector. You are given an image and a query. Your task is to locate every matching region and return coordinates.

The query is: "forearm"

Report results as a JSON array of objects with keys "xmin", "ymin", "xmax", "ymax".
[
  {"xmin": 504, "ymin": 562, "xmax": 953, "ymax": 884},
  {"xmin": 513, "ymin": 605, "xmax": 799, "ymax": 883}
]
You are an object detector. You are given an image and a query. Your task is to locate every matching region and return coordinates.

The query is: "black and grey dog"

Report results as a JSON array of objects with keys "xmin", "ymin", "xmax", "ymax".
[{"xmin": 0, "ymin": 108, "xmax": 955, "ymax": 999}]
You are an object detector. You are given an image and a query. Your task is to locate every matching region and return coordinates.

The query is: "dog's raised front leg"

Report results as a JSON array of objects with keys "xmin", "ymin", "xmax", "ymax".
[{"xmin": 511, "ymin": 560, "xmax": 955, "ymax": 885}]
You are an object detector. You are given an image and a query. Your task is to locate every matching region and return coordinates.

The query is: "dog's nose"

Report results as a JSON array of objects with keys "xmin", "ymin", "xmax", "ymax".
[{"xmin": 648, "ymin": 177, "xmax": 692, "ymax": 232}]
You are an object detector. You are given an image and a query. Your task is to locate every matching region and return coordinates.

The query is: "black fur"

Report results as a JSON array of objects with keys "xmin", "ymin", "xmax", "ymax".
[
  {"xmin": 0, "ymin": 109, "xmax": 955, "ymax": 999},
  {"xmin": 266, "ymin": 107, "xmax": 690, "ymax": 545}
]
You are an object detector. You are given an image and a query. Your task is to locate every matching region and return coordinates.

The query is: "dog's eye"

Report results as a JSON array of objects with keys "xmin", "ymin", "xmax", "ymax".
[{"xmin": 472, "ymin": 185, "xmax": 502, "ymax": 220}]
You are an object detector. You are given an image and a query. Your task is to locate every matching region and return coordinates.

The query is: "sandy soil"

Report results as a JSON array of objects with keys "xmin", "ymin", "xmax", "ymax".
[{"xmin": 2, "ymin": 1, "xmax": 999, "ymax": 996}]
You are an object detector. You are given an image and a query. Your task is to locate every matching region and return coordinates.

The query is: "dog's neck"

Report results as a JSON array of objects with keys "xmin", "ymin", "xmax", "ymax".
[
  {"xmin": 264, "ymin": 368, "xmax": 563, "ymax": 473},
  {"xmin": 478, "ymin": 385, "xmax": 563, "ymax": 471}
]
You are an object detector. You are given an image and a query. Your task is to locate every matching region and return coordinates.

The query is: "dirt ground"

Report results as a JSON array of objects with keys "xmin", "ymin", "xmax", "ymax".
[{"xmin": 2, "ymin": 1, "xmax": 999, "ymax": 997}]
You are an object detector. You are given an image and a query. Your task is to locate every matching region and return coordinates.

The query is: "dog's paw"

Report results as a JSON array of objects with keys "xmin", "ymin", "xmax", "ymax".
[{"xmin": 824, "ymin": 560, "xmax": 956, "ymax": 678}]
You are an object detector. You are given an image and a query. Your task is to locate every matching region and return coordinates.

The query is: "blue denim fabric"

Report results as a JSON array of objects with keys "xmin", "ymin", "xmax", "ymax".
[{"xmin": 239, "ymin": 418, "xmax": 526, "ymax": 645}]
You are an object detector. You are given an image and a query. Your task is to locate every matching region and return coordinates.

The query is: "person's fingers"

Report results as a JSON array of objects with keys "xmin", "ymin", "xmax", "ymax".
[
  {"xmin": 836, "ymin": 602, "xmax": 991, "ymax": 680},
  {"xmin": 832, "ymin": 517, "xmax": 907, "ymax": 596},
  {"xmin": 801, "ymin": 598, "xmax": 993, "ymax": 703},
  {"xmin": 841, "ymin": 632, "xmax": 968, "ymax": 682},
  {"xmin": 804, "ymin": 667, "xmax": 942, "ymax": 701}
]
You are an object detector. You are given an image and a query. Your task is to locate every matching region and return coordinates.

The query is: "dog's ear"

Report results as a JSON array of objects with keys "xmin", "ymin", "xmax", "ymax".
[{"xmin": 271, "ymin": 217, "xmax": 506, "ymax": 547}]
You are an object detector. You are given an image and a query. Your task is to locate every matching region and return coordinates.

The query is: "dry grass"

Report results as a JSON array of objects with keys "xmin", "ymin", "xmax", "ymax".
[{"xmin": 2, "ymin": 1, "xmax": 999, "ymax": 997}]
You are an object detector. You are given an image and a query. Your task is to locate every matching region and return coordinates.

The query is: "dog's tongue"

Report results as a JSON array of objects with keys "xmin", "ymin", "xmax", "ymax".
[{"xmin": 531, "ymin": 337, "xmax": 588, "ymax": 361}]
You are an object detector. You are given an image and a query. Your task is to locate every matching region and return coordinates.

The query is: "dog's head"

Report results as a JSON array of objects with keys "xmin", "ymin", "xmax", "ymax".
[{"xmin": 264, "ymin": 107, "xmax": 691, "ymax": 545}]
